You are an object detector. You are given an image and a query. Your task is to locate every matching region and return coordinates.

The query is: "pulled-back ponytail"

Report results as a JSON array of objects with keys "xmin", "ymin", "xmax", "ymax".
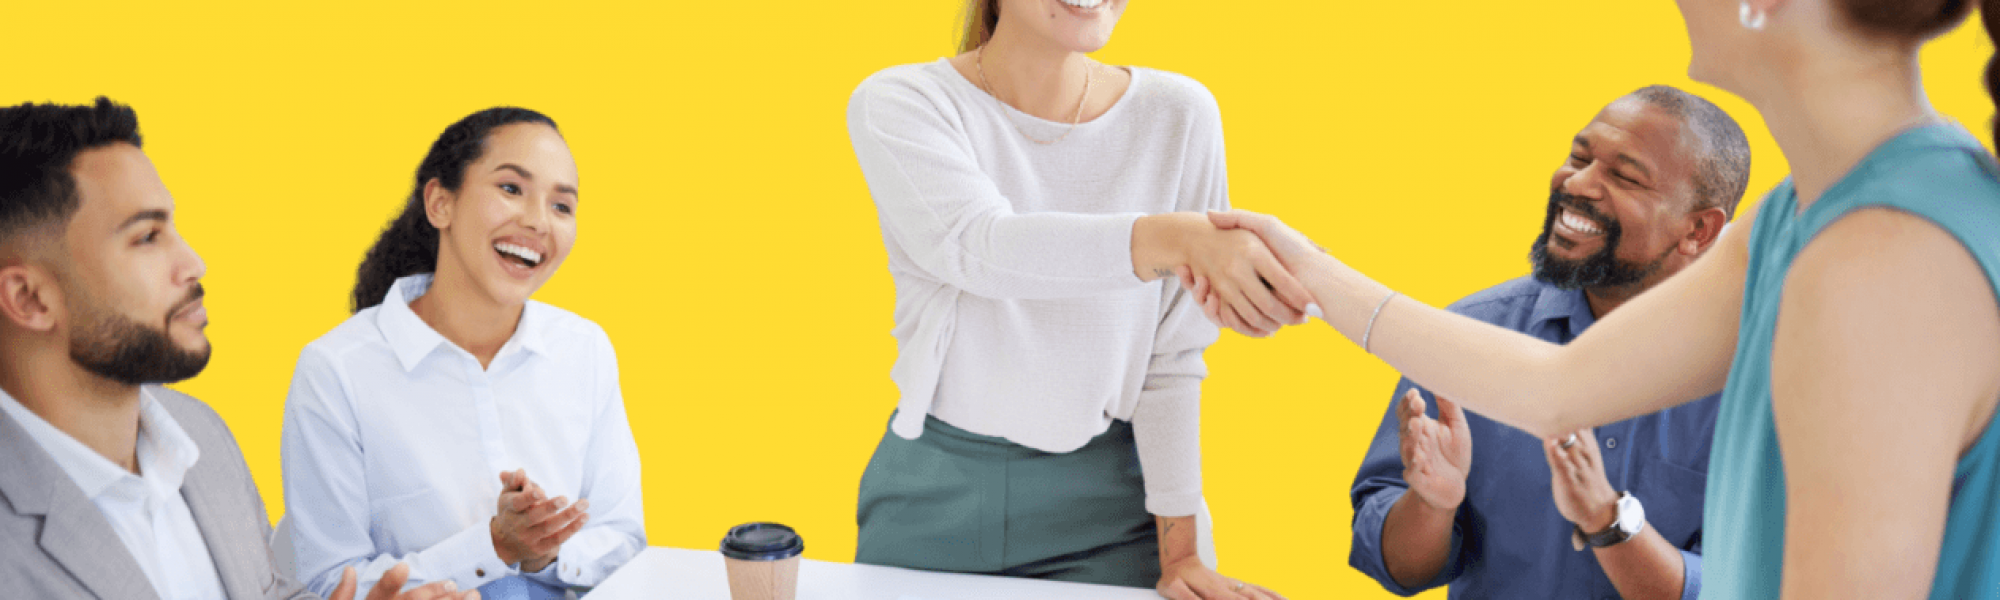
[
  {"xmin": 350, "ymin": 107, "xmax": 556, "ymax": 313},
  {"xmin": 959, "ymin": 0, "xmax": 999, "ymax": 54}
]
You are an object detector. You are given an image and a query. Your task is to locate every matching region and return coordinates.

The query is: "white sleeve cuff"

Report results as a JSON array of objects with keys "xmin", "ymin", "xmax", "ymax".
[{"xmin": 427, "ymin": 520, "xmax": 514, "ymax": 589}]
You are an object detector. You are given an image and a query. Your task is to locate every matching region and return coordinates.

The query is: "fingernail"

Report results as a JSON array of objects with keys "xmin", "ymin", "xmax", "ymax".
[{"xmin": 444, "ymin": 581, "xmax": 458, "ymax": 592}]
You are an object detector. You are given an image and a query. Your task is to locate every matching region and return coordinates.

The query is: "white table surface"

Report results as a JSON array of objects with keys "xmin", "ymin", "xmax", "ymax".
[{"xmin": 589, "ymin": 547, "xmax": 1162, "ymax": 599}]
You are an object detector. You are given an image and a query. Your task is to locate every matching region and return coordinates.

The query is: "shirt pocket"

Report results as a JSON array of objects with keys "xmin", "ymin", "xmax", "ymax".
[{"xmin": 1631, "ymin": 459, "xmax": 1707, "ymax": 552}]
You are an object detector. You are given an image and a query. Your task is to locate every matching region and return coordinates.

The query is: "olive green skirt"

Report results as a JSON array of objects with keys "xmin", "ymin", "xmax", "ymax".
[{"xmin": 854, "ymin": 412, "xmax": 1160, "ymax": 588}]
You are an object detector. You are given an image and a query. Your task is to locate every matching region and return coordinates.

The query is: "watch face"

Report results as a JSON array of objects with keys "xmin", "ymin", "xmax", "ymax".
[{"xmin": 1616, "ymin": 493, "xmax": 1646, "ymax": 535}]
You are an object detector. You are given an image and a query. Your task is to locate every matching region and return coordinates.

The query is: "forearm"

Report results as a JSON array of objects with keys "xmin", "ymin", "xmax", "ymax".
[
  {"xmin": 1295, "ymin": 251, "xmax": 1726, "ymax": 437},
  {"xmin": 1295, "ymin": 252, "xmax": 1572, "ymax": 436},
  {"xmin": 1380, "ymin": 491, "xmax": 1457, "ymax": 589},
  {"xmin": 1157, "ymin": 514, "xmax": 1200, "ymax": 568},
  {"xmin": 307, "ymin": 520, "xmax": 511, "ymax": 594},
  {"xmin": 1132, "ymin": 212, "xmax": 1206, "ymax": 282},
  {"xmin": 1594, "ymin": 527, "xmax": 1688, "ymax": 600}
]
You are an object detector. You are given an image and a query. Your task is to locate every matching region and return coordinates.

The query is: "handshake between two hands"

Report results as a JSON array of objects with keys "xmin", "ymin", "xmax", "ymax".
[
  {"xmin": 323, "ymin": 469, "xmax": 590, "ymax": 600},
  {"xmin": 1168, "ymin": 210, "xmax": 1326, "ymax": 338}
]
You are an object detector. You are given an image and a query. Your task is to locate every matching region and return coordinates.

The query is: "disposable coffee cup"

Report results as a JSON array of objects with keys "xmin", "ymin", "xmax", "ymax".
[{"xmin": 721, "ymin": 522, "xmax": 804, "ymax": 600}]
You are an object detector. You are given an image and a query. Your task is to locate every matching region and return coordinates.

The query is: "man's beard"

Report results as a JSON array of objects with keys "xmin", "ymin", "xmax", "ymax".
[
  {"xmin": 1529, "ymin": 190, "xmax": 1668, "ymax": 291},
  {"xmin": 70, "ymin": 284, "xmax": 210, "ymax": 386}
]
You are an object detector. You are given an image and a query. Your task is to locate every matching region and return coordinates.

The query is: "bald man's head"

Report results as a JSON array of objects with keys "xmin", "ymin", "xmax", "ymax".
[{"xmin": 1625, "ymin": 85, "xmax": 1752, "ymax": 217}]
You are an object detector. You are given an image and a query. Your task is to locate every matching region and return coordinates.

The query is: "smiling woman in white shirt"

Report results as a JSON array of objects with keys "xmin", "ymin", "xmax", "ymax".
[
  {"xmin": 281, "ymin": 107, "xmax": 646, "ymax": 600},
  {"xmin": 845, "ymin": 1, "xmax": 1298, "ymax": 598}
]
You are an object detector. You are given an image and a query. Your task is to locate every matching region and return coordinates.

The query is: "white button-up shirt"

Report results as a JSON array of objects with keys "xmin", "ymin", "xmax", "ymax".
[
  {"xmin": 282, "ymin": 275, "xmax": 646, "ymax": 599},
  {"xmin": 0, "ymin": 387, "xmax": 228, "ymax": 600}
]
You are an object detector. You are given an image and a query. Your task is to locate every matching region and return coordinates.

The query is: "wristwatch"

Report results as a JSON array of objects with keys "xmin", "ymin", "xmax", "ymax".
[{"xmin": 1571, "ymin": 491, "xmax": 1646, "ymax": 550}]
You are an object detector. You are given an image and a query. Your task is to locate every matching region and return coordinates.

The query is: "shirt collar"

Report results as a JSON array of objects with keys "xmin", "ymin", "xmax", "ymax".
[
  {"xmin": 0, "ymin": 386, "xmax": 200, "ymax": 501},
  {"xmin": 133, "ymin": 388, "xmax": 201, "ymax": 496},
  {"xmin": 375, "ymin": 274, "xmax": 550, "ymax": 372},
  {"xmin": 1528, "ymin": 279, "xmax": 1598, "ymax": 334}
]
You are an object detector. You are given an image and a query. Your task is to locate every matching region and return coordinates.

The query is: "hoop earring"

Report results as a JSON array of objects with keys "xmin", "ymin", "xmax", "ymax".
[{"xmin": 1739, "ymin": 2, "xmax": 1767, "ymax": 31}]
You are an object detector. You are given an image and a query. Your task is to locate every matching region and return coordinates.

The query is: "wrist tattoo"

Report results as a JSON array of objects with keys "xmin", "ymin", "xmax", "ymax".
[
  {"xmin": 1153, "ymin": 268, "xmax": 1175, "ymax": 279},
  {"xmin": 1164, "ymin": 521, "xmax": 1177, "ymax": 536}
]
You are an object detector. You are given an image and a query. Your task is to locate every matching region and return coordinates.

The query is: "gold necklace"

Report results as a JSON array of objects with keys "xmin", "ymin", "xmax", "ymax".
[{"xmin": 976, "ymin": 45, "xmax": 1092, "ymax": 146}]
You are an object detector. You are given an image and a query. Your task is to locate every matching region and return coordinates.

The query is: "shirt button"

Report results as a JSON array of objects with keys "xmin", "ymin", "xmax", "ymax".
[
  {"xmin": 476, "ymin": 568, "xmax": 486, "ymax": 577},
  {"xmin": 1605, "ymin": 438, "xmax": 1618, "ymax": 449}
]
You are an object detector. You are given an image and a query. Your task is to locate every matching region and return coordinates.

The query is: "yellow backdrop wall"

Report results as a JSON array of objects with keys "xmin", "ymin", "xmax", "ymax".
[{"xmin": 7, "ymin": 1, "xmax": 1994, "ymax": 597}]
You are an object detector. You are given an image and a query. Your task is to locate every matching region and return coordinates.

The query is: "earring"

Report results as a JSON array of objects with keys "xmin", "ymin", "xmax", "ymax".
[{"xmin": 1739, "ymin": 1, "xmax": 1767, "ymax": 31}]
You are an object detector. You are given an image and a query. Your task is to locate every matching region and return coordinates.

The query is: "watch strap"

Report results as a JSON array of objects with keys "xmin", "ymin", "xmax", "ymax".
[{"xmin": 1578, "ymin": 492, "xmax": 1640, "ymax": 548}]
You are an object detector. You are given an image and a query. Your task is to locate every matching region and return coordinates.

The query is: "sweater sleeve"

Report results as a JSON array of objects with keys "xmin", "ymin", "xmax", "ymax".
[
  {"xmin": 847, "ymin": 72, "xmax": 1146, "ymax": 300},
  {"xmin": 1131, "ymin": 89, "xmax": 1226, "ymax": 517}
]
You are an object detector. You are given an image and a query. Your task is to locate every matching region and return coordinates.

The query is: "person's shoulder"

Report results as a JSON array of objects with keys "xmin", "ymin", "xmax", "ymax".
[
  {"xmin": 527, "ymin": 301, "xmax": 612, "ymax": 347},
  {"xmin": 849, "ymin": 60, "xmax": 971, "ymax": 130},
  {"xmin": 1803, "ymin": 207, "xmax": 1986, "ymax": 282},
  {"xmin": 853, "ymin": 60, "xmax": 959, "ymax": 99},
  {"xmin": 299, "ymin": 306, "xmax": 392, "ymax": 363},
  {"xmin": 1128, "ymin": 67, "xmax": 1220, "ymax": 115},
  {"xmin": 1445, "ymin": 276, "xmax": 1549, "ymax": 322},
  {"xmin": 1845, "ymin": 129, "xmax": 2000, "ymax": 213}
]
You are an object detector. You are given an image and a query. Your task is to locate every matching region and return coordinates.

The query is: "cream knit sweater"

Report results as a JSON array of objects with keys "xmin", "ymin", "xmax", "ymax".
[{"xmin": 846, "ymin": 58, "xmax": 1228, "ymax": 516}]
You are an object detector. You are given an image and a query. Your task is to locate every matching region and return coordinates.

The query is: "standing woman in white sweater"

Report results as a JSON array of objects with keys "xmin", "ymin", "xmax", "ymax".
[{"xmin": 847, "ymin": 1, "xmax": 1298, "ymax": 598}]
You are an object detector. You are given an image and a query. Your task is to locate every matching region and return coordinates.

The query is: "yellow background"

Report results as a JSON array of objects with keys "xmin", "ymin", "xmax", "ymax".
[{"xmin": 7, "ymin": 1, "xmax": 1995, "ymax": 597}]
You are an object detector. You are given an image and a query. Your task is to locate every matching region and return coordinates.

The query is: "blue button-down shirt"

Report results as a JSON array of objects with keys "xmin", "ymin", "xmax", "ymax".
[{"xmin": 1348, "ymin": 276, "xmax": 1716, "ymax": 599}]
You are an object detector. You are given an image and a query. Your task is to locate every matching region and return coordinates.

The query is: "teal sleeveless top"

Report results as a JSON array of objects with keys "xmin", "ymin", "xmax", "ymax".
[{"xmin": 1705, "ymin": 125, "xmax": 2000, "ymax": 598}]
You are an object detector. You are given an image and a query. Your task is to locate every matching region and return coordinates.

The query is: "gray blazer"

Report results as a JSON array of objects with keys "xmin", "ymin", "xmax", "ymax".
[{"xmin": 0, "ymin": 385, "xmax": 315, "ymax": 599}]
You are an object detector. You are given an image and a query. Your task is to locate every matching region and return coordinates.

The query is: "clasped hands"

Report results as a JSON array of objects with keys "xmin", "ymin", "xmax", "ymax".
[
  {"xmin": 489, "ymin": 468, "xmax": 591, "ymax": 574},
  {"xmin": 1165, "ymin": 210, "xmax": 1326, "ymax": 337}
]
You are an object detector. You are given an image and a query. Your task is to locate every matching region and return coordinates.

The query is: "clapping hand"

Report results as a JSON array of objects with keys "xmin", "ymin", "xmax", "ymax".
[
  {"xmin": 488, "ymin": 469, "xmax": 589, "ymax": 574},
  {"xmin": 1543, "ymin": 429, "xmax": 1620, "ymax": 537},
  {"xmin": 1399, "ymin": 389, "xmax": 1472, "ymax": 511}
]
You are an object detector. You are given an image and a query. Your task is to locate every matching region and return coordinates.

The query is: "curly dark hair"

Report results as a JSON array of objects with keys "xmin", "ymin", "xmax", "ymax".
[
  {"xmin": 0, "ymin": 97, "xmax": 143, "ymax": 245},
  {"xmin": 351, "ymin": 107, "xmax": 557, "ymax": 312}
]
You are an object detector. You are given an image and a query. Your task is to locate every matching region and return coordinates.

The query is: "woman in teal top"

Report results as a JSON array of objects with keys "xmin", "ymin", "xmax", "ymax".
[{"xmin": 1181, "ymin": 0, "xmax": 2000, "ymax": 597}]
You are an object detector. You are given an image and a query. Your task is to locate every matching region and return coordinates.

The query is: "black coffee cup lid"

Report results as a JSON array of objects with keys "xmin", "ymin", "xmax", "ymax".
[{"xmin": 721, "ymin": 522, "xmax": 804, "ymax": 561}]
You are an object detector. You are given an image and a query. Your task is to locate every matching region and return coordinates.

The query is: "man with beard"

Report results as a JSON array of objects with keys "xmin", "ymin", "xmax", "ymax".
[
  {"xmin": 1346, "ymin": 86, "xmax": 1750, "ymax": 600},
  {"xmin": 0, "ymin": 98, "xmax": 475, "ymax": 600}
]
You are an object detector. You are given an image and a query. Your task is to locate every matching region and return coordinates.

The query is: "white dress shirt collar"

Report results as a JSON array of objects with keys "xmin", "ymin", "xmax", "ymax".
[
  {"xmin": 0, "ymin": 384, "xmax": 227, "ymax": 599},
  {"xmin": 376, "ymin": 274, "xmax": 551, "ymax": 372},
  {"xmin": 0, "ymin": 385, "xmax": 201, "ymax": 502}
]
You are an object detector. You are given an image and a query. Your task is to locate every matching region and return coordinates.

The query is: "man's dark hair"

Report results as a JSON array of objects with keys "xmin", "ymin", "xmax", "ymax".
[
  {"xmin": 0, "ymin": 97, "xmax": 143, "ymax": 246},
  {"xmin": 1627, "ymin": 85, "xmax": 1752, "ymax": 217}
]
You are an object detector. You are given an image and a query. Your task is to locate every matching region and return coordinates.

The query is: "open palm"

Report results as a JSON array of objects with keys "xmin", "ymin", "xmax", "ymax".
[{"xmin": 1399, "ymin": 389, "xmax": 1473, "ymax": 510}]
